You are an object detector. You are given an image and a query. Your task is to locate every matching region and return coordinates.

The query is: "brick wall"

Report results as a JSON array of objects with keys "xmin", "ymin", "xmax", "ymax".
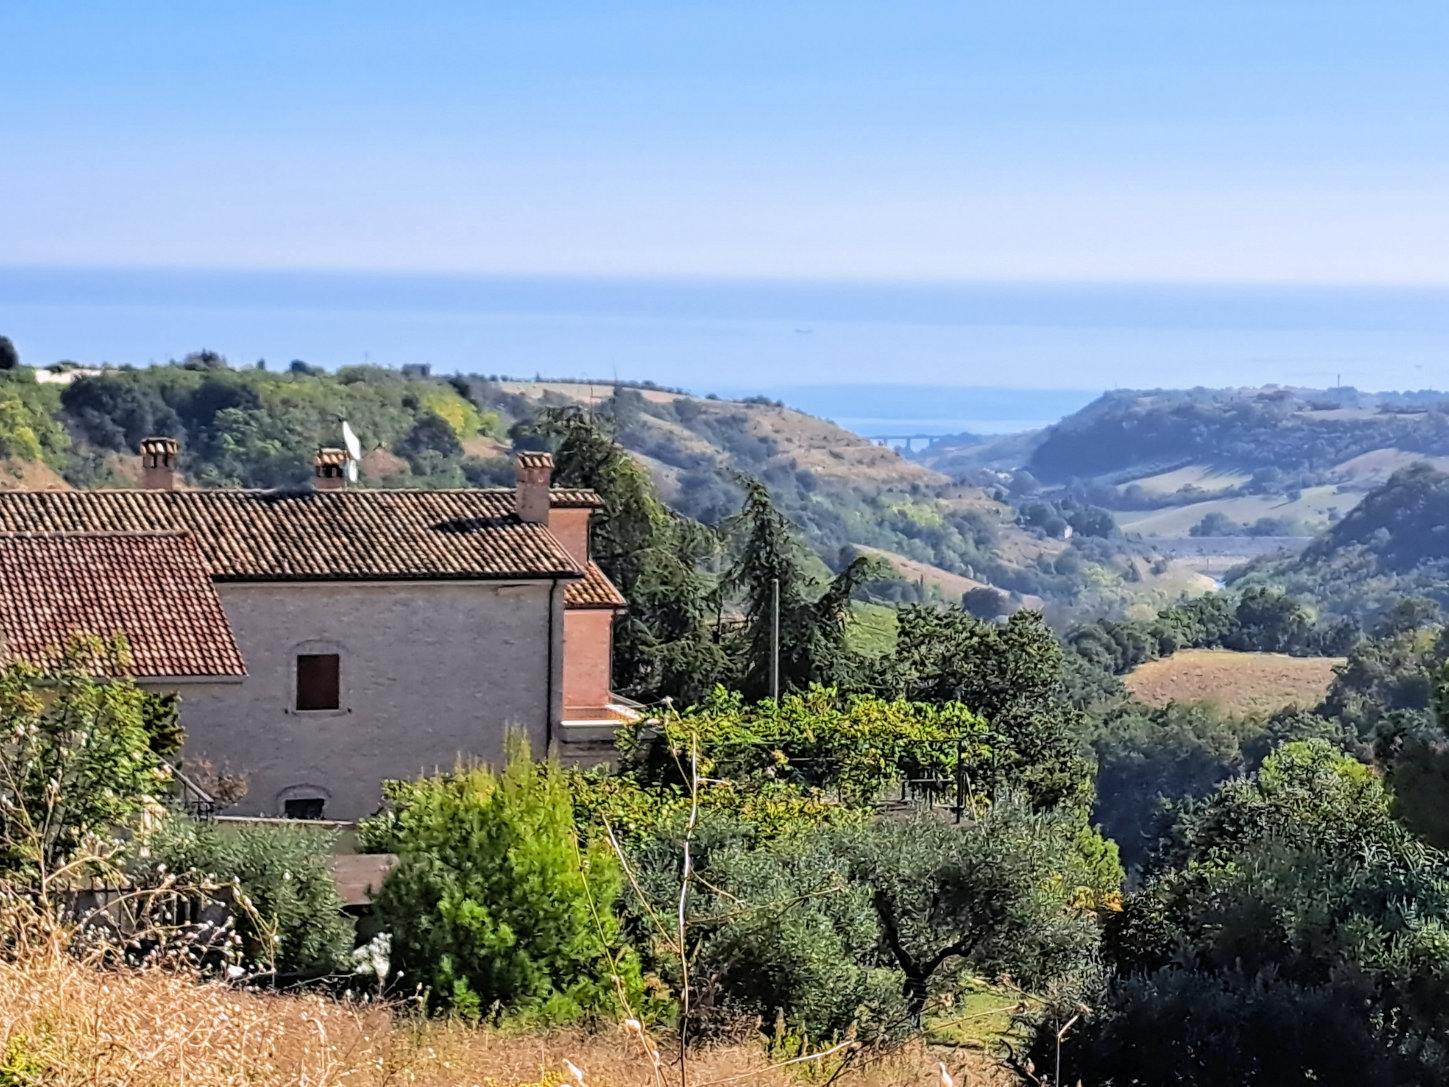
[
  {"xmin": 563, "ymin": 607, "xmax": 614, "ymax": 711},
  {"xmin": 550, "ymin": 507, "xmax": 591, "ymax": 565},
  {"xmin": 176, "ymin": 579, "xmax": 563, "ymax": 820}
]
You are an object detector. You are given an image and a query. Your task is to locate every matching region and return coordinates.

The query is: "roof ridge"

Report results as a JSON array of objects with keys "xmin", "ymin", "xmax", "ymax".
[
  {"xmin": 0, "ymin": 528, "xmax": 191, "ymax": 538},
  {"xmin": 0, "ymin": 487, "xmax": 590, "ymax": 581},
  {"xmin": 30, "ymin": 486, "xmax": 598, "ymax": 496}
]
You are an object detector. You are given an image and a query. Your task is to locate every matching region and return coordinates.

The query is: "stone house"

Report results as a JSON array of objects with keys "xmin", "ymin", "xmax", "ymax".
[{"xmin": 0, "ymin": 442, "xmax": 630, "ymax": 820}]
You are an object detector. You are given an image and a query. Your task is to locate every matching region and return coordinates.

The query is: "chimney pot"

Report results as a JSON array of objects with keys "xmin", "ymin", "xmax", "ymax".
[
  {"xmin": 314, "ymin": 447, "xmax": 348, "ymax": 491},
  {"xmin": 140, "ymin": 436, "xmax": 179, "ymax": 490},
  {"xmin": 515, "ymin": 451, "xmax": 554, "ymax": 525}
]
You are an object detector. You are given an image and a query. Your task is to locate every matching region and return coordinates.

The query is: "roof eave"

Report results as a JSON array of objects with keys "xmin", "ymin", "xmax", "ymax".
[{"xmin": 212, "ymin": 569, "xmax": 585, "ymax": 584}]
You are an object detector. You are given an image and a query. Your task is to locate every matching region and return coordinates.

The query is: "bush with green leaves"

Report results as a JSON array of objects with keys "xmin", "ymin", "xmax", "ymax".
[
  {"xmin": 364, "ymin": 739, "xmax": 640, "ymax": 1023},
  {"xmin": 617, "ymin": 686, "xmax": 989, "ymax": 806},
  {"xmin": 139, "ymin": 817, "xmax": 353, "ymax": 975},
  {"xmin": 621, "ymin": 812, "xmax": 906, "ymax": 1042},
  {"xmin": 0, "ymin": 641, "xmax": 170, "ymax": 894},
  {"xmin": 1039, "ymin": 965, "xmax": 1444, "ymax": 1087},
  {"xmin": 1063, "ymin": 740, "xmax": 1449, "ymax": 1084},
  {"xmin": 838, "ymin": 802, "xmax": 1117, "ymax": 1022},
  {"xmin": 619, "ymin": 799, "xmax": 1115, "ymax": 1042},
  {"xmin": 1155, "ymin": 738, "xmax": 1411, "ymax": 868},
  {"xmin": 875, "ymin": 606, "xmax": 1095, "ymax": 813},
  {"xmin": 1089, "ymin": 702, "xmax": 1352, "ymax": 874},
  {"xmin": 1321, "ymin": 614, "xmax": 1449, "ymax": 739}
]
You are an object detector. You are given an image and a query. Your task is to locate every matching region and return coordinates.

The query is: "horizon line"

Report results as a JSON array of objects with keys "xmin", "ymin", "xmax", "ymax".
[{"xmin": 8, "ymin": 263, "xmax": 1449, "ymax": 295}]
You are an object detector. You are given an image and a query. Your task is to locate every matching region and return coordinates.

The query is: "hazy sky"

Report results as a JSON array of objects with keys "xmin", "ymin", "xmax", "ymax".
[{"xmin": 7, "ymin": 2, "xmax": 1449, "ymax": 284}]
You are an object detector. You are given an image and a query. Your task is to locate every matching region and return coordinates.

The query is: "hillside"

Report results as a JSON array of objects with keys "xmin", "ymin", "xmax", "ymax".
[
  {"xmin": 465, "ymin": 379, "xmax": 1078, "ymax": 599},
  {"xmin": 1236, "ymin": 463, "xmax": 1449, "ymax": 620},
  {"xmin": 915, "ymin": 386, "xmax": 1449, "ymax": 550},
  {"xmin": 1025, "ymin": 386, "xmax": 1449, "ymax": 485},
  {"xmin": 1, "ymin": 362, "xmax": 1137, "ymax": 611}
]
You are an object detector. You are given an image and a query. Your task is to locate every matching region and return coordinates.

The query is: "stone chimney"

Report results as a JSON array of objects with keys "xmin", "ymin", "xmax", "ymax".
[
  {"xmin": 140, "ymin": 437, "xmax": 179, "ymax": 490},
  {"xmin": 514, "ymin": 451, "xmax": 554, "ymax": 526},
  {"xmin": 314, "ymin": 447, "xmax": 348, "ymax": 491}
]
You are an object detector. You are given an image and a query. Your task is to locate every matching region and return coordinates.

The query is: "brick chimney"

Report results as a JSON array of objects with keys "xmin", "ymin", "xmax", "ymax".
[
  {"xmin": 140, "ymin": 437, "xmax": 179, "ymax": 490},
  {"xmin": 514, "ymin": 451, "xmax": 553, "ymax": 525},
  {"xmin": 314, "ymin": 447, "xmax": 348, "ymax": 491}
]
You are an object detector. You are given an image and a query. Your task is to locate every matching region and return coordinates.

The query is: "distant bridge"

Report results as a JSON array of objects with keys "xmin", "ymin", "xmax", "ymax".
[{"xmin": 866, "ymin": 434, "xmax": 941, "ymax": 452}]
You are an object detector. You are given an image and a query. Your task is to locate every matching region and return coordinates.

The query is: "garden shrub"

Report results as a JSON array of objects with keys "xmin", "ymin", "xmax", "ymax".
[
  {"xmin": 1043, "ymin": 966, "xmax": 1444, "ymax": 1087},
  {"xmin": 620, "ymin": 811, "xmax": 906, "ymax": 1043},
  {"xmin": 365, "ymin": 737, "xmax": 641, "ymax": 1022},
  {"xmin": 142, "ymin": 817, "xmax": 353, "ymax": 975}
]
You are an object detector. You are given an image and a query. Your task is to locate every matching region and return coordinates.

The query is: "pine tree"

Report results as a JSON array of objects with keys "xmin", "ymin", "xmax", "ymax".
[
  {"xmin": 723, "ymin": 479, "xmax": 886, "ymax": 700},
  {"xmin": 537, "ymin": 408, "xmax": 730, "ymax": 703}
]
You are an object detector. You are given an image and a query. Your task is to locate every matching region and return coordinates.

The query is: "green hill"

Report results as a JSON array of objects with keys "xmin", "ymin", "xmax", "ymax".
[
  {"xmin": 1026, "ymin": 387, "xmax": 1449, "ymax": 484},
  {"xmin": 916, "ymin": 385, "xmax": 1449, "ymax": 542},
  {"xmin": 1235, "ymin": 463, "xmax": 1449, "ymax": 620}
]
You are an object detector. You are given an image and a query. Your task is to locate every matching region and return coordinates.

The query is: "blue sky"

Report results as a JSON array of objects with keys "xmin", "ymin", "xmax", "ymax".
[{"xmin": 6, "ymin": 1, "xmax": 1449, "ymax": 284}]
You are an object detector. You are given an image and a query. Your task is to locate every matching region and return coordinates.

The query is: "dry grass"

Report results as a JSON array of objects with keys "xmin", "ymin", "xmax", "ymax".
[
  {"xmin": 1112, "ymin": 485, "xmax": 1356, "ymax": 537},
  {"xmin": 1126, "ymin": 648, "xmax": 1344, "ymax": 716},
  {"xmin": 0, "ymin": 950, "xmax": 1011, "ymax": 1087},
  {"xmin": 0, "ymin": 459, "xmax": 69, "ymax": 492},
  {"xmin": 855, "ymin": 548, "xmax": 1045, "ymax": 612},
  {"xmin": 857, "ymin": 548, "xmax": 991, "ymax": 600},
  {"xmin": 1113, "ymin": 464, "xmax": 1251, "ymax": 497},
  {"xmin": 1331, "ymin": 447, "xmax": 1449, "ymax": 482}
]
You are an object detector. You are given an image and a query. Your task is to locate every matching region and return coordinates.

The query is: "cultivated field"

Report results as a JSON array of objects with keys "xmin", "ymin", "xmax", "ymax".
[
  {"xmin": 1113, "ymin": 485, "xmax": 1358, "ymax": 537},
  {"xmin": 1331, "ymin": 447, "xmax": 1449, "ymax": 481},
  {"xmin": 1126, "ymin": 648, "xmax": 1344, "ymax": 716},
  {"xmin": 1114, "ymin": 464, "xmax": 1251, "ymax": 497}
]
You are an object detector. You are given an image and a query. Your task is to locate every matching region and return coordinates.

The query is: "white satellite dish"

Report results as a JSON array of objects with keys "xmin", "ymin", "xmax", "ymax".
[{"xmin": 341, "ymin": 420, "xmax": 362, "ymax": 484}]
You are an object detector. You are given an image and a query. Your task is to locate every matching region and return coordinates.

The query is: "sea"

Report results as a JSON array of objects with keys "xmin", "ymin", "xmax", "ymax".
[{"xmin": 5, "ymin": 268, "xmax": 1449, "ymax": 436}]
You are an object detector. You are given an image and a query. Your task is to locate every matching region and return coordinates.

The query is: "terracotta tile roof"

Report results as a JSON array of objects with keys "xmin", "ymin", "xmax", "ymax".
[
  {"xmin": 516, "ymin": 451, "xmax": 554, "ymax": 471},
  {"xmin": 565, "ymin": 561, "xmax": 628, "ymax": 610},
  {"xmin": 549, "ymin": 488, "xmax": 604, "ymax": 509},
  {"xmin": 0, "ymin": 531, "xmax": 246, "ymax": 678},
  {"xmin": 0, "ymin": 490, "xmax": 586, "ymax": 582}
]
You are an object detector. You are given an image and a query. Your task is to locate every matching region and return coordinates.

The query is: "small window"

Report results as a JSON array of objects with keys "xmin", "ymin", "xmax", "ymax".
[
  {"xmin": 284, "ymin": 797, "xmax": 325, "ymax": 820},
  {"xmin": 296, "ymin": 653, "xmax": 340, "ymax": 711}
]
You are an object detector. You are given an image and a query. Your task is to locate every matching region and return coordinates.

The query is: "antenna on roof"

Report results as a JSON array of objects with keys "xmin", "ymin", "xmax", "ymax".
[{"xmin": 341, "ymin": 421, "xmax": 362, "ymax": 483}]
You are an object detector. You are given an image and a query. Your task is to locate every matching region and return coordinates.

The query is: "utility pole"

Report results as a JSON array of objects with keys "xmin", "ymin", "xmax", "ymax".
[{"xmin": 770, "ymin": 577, "xmax": 780, "ymax": 701}]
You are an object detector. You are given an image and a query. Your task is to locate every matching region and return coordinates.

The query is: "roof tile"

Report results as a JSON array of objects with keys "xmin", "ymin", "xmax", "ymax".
[
  {"xmin": 0, "ymin": 489, "xmax": 587, "ymax": 582},
  {"xmin": 565, "ymin": 561, "xmax": 629, "ymax": 609},
  {"xmin": 0, "ymin": 531, "xmax": 247, "ymax": 678}
]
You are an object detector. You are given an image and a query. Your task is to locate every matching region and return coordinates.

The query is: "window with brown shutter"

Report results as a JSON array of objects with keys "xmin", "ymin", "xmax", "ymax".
[{"xmin": 296, "ymin": 653, "xmax": 340, "ymax": 710}]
